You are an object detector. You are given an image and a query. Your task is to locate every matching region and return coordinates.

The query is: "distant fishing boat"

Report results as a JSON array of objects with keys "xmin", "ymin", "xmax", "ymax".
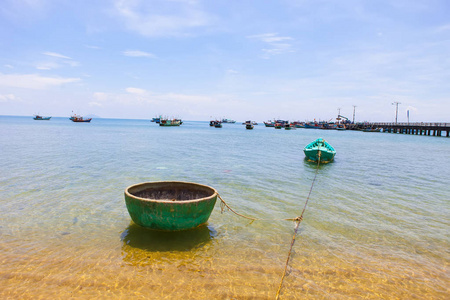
[
  {"xmin": 210, "ymin": 120, "xmax": 221, "ymax": 127},
  {"xmin": 243, "ymin": 120, "xmax": 254, "ymax": 129},
  {"xmin": 69, "ymin": 112, "xmax": 91, "ymax": 122},
  {"xmin": 33, "ymin": 115, "xmax": 51, "ymax": 120},
  {"xmin": 293, "ymin": 121, "xmax": 305, "ymax": 128},
  {"xmin": 214, "ymin": 122, "xmax": 223, "ymax": 128},
  {"xmin": 304, "ymin": 122, "xmax": 322, "ymax": 129},
  {"xmin": 303, "ymin": 138, "xmax": 336, "ymax": 163},
  {"xmin": 363, "ymin": 128, "xmax": 381, "ymax": 132},
  {"xmin": 264, "ymin": 121, "xmax": 275, "ymax": 127},
  {"xmin": 160, "ymin": 118, "xmax": 182, "ymax": 126},
  {"xmin": 284, "ymin": 123, "xmax": 295, "ymax": 130},
  {"xmin": 222, "ymin": 118, "xmax": 236, "ymax": 123},
  {"xmin": 151, "ymin": 115, "xmax": 162, "ymax": 123},
  {"xmin": 71, "ymin": 116, "xmax": 92, "ymax": 122}
]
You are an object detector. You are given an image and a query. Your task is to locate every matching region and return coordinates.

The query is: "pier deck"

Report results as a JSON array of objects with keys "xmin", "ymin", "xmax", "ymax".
[{"xmin": 349, "ymin": 122, "xmax": 449, "ymax": 137}]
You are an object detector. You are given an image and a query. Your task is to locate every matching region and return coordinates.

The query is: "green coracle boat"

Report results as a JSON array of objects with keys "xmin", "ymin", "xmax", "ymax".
[
  {"xmin": 124, "ymin": 181, "xmax": 218, "ymax": 231},
  {"xmin": 303, "ymin": 138, "xmax": 336, "ymax": 163}
]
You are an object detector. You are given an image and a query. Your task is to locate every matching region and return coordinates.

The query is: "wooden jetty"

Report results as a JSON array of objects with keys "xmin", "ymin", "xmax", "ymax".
[{"xmin": 349, "ymin": 122, "xmax": 449, "ymax": 137}]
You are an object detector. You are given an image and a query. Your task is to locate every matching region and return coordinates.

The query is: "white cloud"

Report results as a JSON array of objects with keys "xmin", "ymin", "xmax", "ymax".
[
  {"xmin": 113, "ymin": 0, "xmax": 212, "ymax": 37},
  {"xmin": 37, "ymin": 51, "xmax": 79, "ymax": 70},
  {"xmin": 126, "ymin": 87, "xmax": 147, "ymax": 94},
  {"xmin": 4, "ymin": 64, "xmax": 14, "ymax": 69},
  {"xmin": 85, "ymin": 45, "xmax": 101, "ymax": 49},
  {"xmin": 89, "ymin": 101, "xmax": 103, "ymax": 107},
  {"xmin": 43, "ymin": 52, "xmax": 72, "ymax": 59},
  {"xmin": 0, "ymin": 93, "xmax": 19, "ymax": 102},
  {"xmin": 93, "ymin": 92, "xmax": 109, "ymax": 101},
  {"xmin": 0, "ymin": 73, "xmax": 81, "ymax": 89},
  {"xmin": 248, "ymin": 33, "xmax": 293, "ymax": 43},
  {"xmin": 35, "ymin": 61, "xmax": 60, "ymax": 70},
  {"xmin": 226, "ymin": 69, "xmax": 238, "ymax": 74},
  {"xmin": 123, "ymin": 50, "xmax": 156, "ymax": 58},
  {"xmin": 248, "ymin": 33, "xmax": 295, "ymax": 59}
]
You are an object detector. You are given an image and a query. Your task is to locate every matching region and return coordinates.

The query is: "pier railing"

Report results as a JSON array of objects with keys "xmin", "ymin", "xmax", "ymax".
[
  {"xmin": 371, "ymin": 122, "xmax": 448, "ymax": 127},
  {"xmin": 349, "ymin": 122, "xmax": 449, "ymax": 137}
]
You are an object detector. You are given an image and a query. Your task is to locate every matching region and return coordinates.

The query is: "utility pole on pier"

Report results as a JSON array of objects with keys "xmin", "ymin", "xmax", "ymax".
[
  {"xmin": 392, "ymin": 102, "xmax": 401, "ymax": 124},
  {"xmin": 352, "ymin": 105, "xmax": 356, "ymax": 123}
]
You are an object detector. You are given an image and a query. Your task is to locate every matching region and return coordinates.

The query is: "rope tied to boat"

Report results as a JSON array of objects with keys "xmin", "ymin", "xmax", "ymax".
[
  {"xmin": 275, "ymin": 150, "xmax": 321, "ymax": 300},
  {"xmin": 218, "ymin": 194, "xmax": 299, "ymax": 222},
  {"xmin": 216, "ymin": 149, "xmax": 323, "ymax": 299}
]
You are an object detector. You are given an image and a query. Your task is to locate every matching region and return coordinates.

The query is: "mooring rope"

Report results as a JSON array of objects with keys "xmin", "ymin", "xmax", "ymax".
[
  {"xmin": 275, "ymin": 151, "xmax": 321, "ymax": 299},
  {"xmin": 218, "ymin": 194, "xmax": 299, "ymax": 222},
  {"xmin": 216, "ymin": 150, "xmax": 323, "ymax": 299}
]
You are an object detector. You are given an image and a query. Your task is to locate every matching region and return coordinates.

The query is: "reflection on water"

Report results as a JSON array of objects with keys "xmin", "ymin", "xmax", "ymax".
[{"xmin": 121, "ymin": 222, "xmax": 217, "ymax": 252}]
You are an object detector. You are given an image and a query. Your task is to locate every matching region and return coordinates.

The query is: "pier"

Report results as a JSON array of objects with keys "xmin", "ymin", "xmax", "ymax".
[{"xmin": 349, "ymin": 122, "xmax": 450, "ymax": 137}]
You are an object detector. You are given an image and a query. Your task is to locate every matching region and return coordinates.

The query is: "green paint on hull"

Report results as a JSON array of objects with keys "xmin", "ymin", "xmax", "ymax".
[
  {"xmin": 303, "ymin": 138, "xmax": 336, "ymax": 163},
  {"xmin": 125, "ymin": 181, "xmax": 218, "ymax": 231}
]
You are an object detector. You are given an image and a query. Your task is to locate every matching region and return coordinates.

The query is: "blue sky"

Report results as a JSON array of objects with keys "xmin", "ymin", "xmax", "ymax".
[{"xmin": 1, "ymin": 0, "xmax": 449, "ymax": 122}]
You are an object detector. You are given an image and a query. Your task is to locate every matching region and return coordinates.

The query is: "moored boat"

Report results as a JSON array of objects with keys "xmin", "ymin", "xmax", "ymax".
[
  {"xmin": 303, "ymin": 138, "xmax": 336, "ymax": 163},
  {"xmin": 151, "ymin": 115, "xmax": 162, "ymax": 123},
  {"xmin": 264, "ymin": 121, "xmax": 275, "ymax": 127},
  {"xmin": 71, "ymin": 116, "xmax": 92, "ymax": 122},
  {"xmin": 210, "ymin": 120, "xmax": 221, "ymax": 127},
  {"xmin": 244, "ymin": 120, "xmax": 254, "ymax": 129},
  {"xmin": 124, "ymin": 181, "xmax": 218, "ymax": 231},
  {"xmin": 222, "ymin": 118, "xmax": 236, "ymax": 123},
  {"xmin": 284, "ymin": 123, "xmax": 295, "ymax": 130},
  {"xmin": 160, "ymin": 118, "xmax": 182, "ymax": 126},
  {"xmin": 363, "ymin": 128, "xmax": 381, "ymax": 132},
  {"xmin": 33, "ymin": 115, "xmax": 51, "ymax": 120}
]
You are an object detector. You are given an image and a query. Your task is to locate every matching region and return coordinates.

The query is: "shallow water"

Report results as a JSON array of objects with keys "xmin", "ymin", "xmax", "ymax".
[{"xmin": 1, "ymin": 116, "xmax": 449, "ymax": 299}]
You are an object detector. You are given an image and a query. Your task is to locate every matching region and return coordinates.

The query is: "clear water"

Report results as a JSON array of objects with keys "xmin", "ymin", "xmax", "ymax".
[{"xmin": 1, "ymin": 116, "xmax": 449, "ymax": 299}]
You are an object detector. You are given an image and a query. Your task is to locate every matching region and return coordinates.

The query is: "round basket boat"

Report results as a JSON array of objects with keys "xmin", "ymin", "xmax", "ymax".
[{"xmin": 124, "ymin": 181, "xmax": 218, "ymax": 231}]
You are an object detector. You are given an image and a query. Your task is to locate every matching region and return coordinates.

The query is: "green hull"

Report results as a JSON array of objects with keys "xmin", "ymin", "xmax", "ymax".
[
  {"xmin": 125, "ymin": 181, "xmax": 218, "ymax": 231},
  {"xmin": 303, "ymin": 138, "xmax": 336, "ymax": 163}
]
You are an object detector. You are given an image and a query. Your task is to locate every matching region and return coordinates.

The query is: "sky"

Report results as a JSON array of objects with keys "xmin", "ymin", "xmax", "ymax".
[{"xmin": 1, "ymin": 0, "xmax": 449, "ymax": 122}]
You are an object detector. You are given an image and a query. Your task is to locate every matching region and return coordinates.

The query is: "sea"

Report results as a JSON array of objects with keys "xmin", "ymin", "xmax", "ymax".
[{"xmin": 1, "ymin": 116, "xmax": 448, "ymax": 299}]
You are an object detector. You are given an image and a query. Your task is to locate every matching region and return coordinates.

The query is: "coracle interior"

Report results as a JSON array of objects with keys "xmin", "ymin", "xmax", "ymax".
[{"xmin": 132, "ymin": 186, "xmax": 213, "ymax": 201}]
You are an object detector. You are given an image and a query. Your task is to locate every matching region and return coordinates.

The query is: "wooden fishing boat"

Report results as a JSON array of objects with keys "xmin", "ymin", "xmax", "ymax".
[
  {"xmin": 222, "ymin": 118, "xmax": 236, "ymax": 123},
  {"xmin": 124, "ymin": 181, "xmax": 218, "ymax": 231},
  {"xmin": 303, "ymin": 138, "xmax": 336, "ymax": 163},
  {"xmin": 151, "ymin": 116, "xmax": 161, "ymax": 123},
  {"xmin": 363, "ymin": 128, "xmax": 381, "ymax": 132},
  {"xmin": 264, "ymin": 121, "xmax": 275, "ymax": 127},
  {"xmin": 33, "ymin": 115, "xmax": 51, "ymax": 120},
  {"xmin": 71, "ymin": 116, "xmax": 92, "ymax": 122},
  {"xmin": 246, "ymin": 124, "xmax": 254, "ymax": 129},
  {"xmin": 210, "ymin": 120, "xmax": 221, "ymax": 127},
  {"xmin": 160, "ymin": 119, "xmax": 181, "ymax": 126}
]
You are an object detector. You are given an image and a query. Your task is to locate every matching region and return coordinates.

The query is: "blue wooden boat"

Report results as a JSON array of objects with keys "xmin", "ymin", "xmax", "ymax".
[
  {"xmin": 303, "ymin": 138, "xmax": 336, "ymax": 163},
  {"xmin": 34, "ymin": 115, "xmax": 51, "ymax": 120}
]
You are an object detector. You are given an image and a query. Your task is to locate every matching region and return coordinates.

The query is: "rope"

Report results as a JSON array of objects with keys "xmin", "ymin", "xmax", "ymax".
[
  {"xmin": 275, "ymin": 150, "xmax": 321, "ymax": 300},
  {"xmin": 218, "ymin": 194, "xmax": 299, "ymax": 222},
  {"xmin": 216, "ymin": 147, "xmax": 323, "ymax": 299}
]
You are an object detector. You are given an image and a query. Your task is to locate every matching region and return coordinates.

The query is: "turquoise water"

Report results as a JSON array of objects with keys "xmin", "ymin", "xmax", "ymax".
[{"xmin": 1, "ymin": 116, "xmax": 449, "ymax": 299}]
